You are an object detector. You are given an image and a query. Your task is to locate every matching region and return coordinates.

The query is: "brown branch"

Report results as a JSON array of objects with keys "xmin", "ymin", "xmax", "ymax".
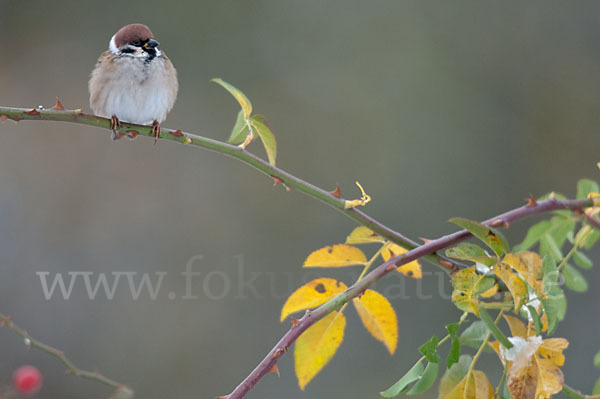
[
  {"xmin": 0, "ymin": 313, "xmax": 132, "ymax": 397},
  {"xmin": 584, "ymin": 211, "xmax": 600, "ymax": 230},
  {"xmin": 225, "ymin": 197, "xmax": 592, "ymax": 399}
]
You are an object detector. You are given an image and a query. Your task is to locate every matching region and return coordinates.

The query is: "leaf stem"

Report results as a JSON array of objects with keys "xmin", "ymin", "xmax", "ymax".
[
  {"xmin": 493, "ymin": 363, "xmax": 508, "ymax": 399},
  {"xmin": 463, "ymin": 309, "xmax": 504, "ymax": 398},
  {"xmin": 561, "ymin": 384, "xmax": 600, "ymax": 399}
]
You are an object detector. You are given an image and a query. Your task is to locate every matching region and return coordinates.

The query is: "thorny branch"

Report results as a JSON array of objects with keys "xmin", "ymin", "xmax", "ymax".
[
  {"xmin": 1, "ymin": 104, "xmax": 599, "ymax": 398},
  {"xmin": 0, "ymin": 104, "xmax": 462, "ymax": 273},
  {"xmin": 0, "ymin": 313, "xmax": 132, "ymax": 396},
  {"xmin": 225, "ymin": 197, "xmax": 594, "ymax": 399}
]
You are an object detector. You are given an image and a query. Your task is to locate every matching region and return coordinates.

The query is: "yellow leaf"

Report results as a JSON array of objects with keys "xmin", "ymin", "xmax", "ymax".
[
  {"xmin": 504, "ymin": 315, "xmax": 528, "ymax": 338},
  {"xmin": 280, "ymin": 278, "xmax": 347, "ymax": 322},
  {"xmin": 492, "ymin": 263, "xmax": 528, "ymax": 311},
  {"xmin": 303, "ymin": 244, "xmax": 367, "ymax": 268},
  {"xmin": 345, "ymin": 226, "xmax": 384, "ymax": 244},
  {"xmin": 480, "ymin": 284, "xmax": 498, "ymax": 298},
  {"xmin": 508, "ymin": 363, "xmax": 538, "ymax": 399},
  {"xmin": 488, "ymin": 341, "xmax": 505, "ymax": 365},
  {"xmin": 472, "ymin": 371, "xmax": 494, "ymax": 399},
  {"xmin": 295, "ymin": 311, "xmax": 346, "ymax": 390},
  {"xmin": 538, "ymin": 338, "xmax": 568, "ymax": 366},
  {"xmin": 352, "ymin": 290, "xmax": 398, "ymax": 354},
  {"xmin": 504, "ymin": 252, "xmax": 541, "ymax": 288},
  {"xmin": 451, "ymin": 268, "xmax": 482, "ymax": 315},
  {"xmin": 444, "ymin": 371, "xmax": 493, "ymax": 399},
  {"xmin": 382, "ymin": 243, "xmax": 422, "ymax": 278},
  {"xmin": 535, "ymin": 357, "xmax": 564, "ymax": 397},
  {"xmin": 211, "ymin": 78, "xmax": 253, "ymax": 118}
]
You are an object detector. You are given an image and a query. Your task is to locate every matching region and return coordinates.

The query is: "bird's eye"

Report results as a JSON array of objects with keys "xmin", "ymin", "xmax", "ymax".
[{"xmin": 131, "ymin": 40, "xmax": 142, "ymax": 46}]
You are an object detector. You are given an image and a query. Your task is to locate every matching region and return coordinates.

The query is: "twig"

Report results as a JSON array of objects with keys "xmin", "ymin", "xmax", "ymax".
[
  {"xmin": 584, "ymin": 211, "xmax": 600, "ymax": 230},
  {"xmin": 0, "ymin": 313, "xmax": 131, "ymax": 395},
  {"xmin": 225, "ymin": 197, "xmax": 592, "ymax": 399},
  {"xmin": 0, "ymin": 105, "xmax": 462, "ymax": 273},
  {"xmin": 464, "ymin": 309, "xmax": 503, "ymax": 398},
  {"xmin": 561, "ymin": 384, "xmax": 600, "ymax": 399}
]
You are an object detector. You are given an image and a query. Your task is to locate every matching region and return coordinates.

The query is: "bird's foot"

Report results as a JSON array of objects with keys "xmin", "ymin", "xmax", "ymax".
[
  {"xmin": 110, "ymin": 116, "xmax": 124, "ymax": 140},
  {"xmin": 151, "ymin": 120, "xmax": 161, "ymax": 144}
]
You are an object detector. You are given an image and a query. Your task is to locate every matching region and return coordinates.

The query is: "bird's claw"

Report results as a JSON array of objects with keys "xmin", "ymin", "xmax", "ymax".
[
  {"xmin": 110, "ymin": 116, "xmax": 123, "ymax": 140},
  {"xmin": 151, "ymin": 120, "xmax": 161, "ymax": 144}
]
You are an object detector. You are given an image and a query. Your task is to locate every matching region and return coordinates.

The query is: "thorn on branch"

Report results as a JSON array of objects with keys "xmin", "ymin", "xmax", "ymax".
[
  {"xmin": 330, "ymin": 184, "xmax": 341, "ymax": 198},
  {"xmin": 526, "ymin": 194, "xmax": 537, "ymax": 207},
  {"xmin": 24, "ymin": 108, "xmax": 40, "ymax": 116},
  {"xmin": 490, "ymin": 218, "xmax": 506, "ymax": 228},
  {"xmin": 268, "ymin": 364, "xmax": 280, "ymax": 377},
  {"xmin": 272, "ymin": 176, "xmax": 284, "ymax": 187},
  {"xmin": 169, "ymin": 129, "xmax": 184, "ymax": 137},
  {"xmin": 291, "ymin": 317, "xmax": 299, "ymax": 328},
  {"xmin": 51, "ymin": 98, "xmax": 65, "ymax": 110},
  {"xmin": 0, "ymin": 114, "xmax": 9, "ymax": 122},
  {"xmin": 385, "ymin": 264, "xmax": 396, "ymax": 272}
]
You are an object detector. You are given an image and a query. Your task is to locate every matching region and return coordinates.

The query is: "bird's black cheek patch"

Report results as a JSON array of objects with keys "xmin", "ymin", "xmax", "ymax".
[{"xmin": 144, "ymin": 49, "xmax": 157, "ymax": 63}]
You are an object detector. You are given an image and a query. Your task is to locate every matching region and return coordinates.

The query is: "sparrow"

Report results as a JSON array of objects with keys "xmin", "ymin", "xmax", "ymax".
[{"xmin": 89, "ymin": 23, "xmax": 178, "ymax": 142}]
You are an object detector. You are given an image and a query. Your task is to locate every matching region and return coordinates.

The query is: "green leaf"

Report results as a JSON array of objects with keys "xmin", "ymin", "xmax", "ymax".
[
  {"xmin": 478, "ymin": 307, "xmax": 513, "ymax": 349},
  {"xmin": 526, "ymin": 305, "xmax": 542, "ymax": 335},
  {"xmin": 439, "ymin": 355, "xmax": 471, "ymax": 398},
  {"xmin": 449, "ymin": 218, "xmax": 509, "ymax": 257},
  {"xmin": 562, "ymin": 264, "xmax": 588, "ymax": 292},
  {"xmin": 447, "ymin": 338, "xmax": 461, "ymax": 369},
  {"xmin": 445, "ymin": 322, "xmax": 461, "ymax": 369},
  {"xmin": 573, "ymin": 250, "xmax": 593, "ymax": 270},
  {"xmin": 594, "ymin": 349, "xmax": 600, "ymax": 368},
  {"xmin": 503, "ymin": 379, "xmax": 513, "ymax": 398},
  {"xmin": 250, "ymin": 115, "xmax": 277, "ymax": 166},
  {"xmin": 407, "ymin": 361, "xmax": 439, "ymax": 395},
  {"xmin": 548, "ymin": 216, "xmax": 575, "ymax": 249},
  {"xmin": 576, "ymin": 178, "xmax": 599, "ymax": 200},
  {"xmin": 419, "ymin": 336, "xmax": 440, "ymax": 363},
  {"xmin": 228, "ymin": 110, "xmax": 249, "ymax": 144},
  {"xmin": 541, "ymin": 256, "xmax": 564, "ymax": 334},
  {"xmin": 211, "ymin": 78, "xmax": 253, "ymax": 118},
  {"xmin": 514, "ymin": 220, "xmax": 552, "ymax": 252},
  {"xmin": 583, "ymin": 229, "xmax": 600, "ymax": 250},
  {"xmin": 593, "ymin": 377, "xmax": 600, "ymax": 395},
  {"xmin": 445, "ymin": 243, "xmax": 497, "ymax": 266},
  {"xmin": 446, "ymin": 322, "xmax": 460, "ymax": 337},
  {"xmin": 380, "ymin": 360, "xmax": 425, "ymax": 397},
  {"xmin": 459, "ymin": 320, "xmax": 489, "ymax": 349},
  {"xmin": 540, "ymin": 233, "xmax": 563, "ymax": 260},
  {"xmin": 473, "ymin": 276, "xmax": 496, "ymax": 296}
]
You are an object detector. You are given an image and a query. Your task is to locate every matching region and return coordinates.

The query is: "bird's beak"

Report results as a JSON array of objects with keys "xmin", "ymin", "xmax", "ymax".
[{"xmin": 144, "ymin": 39, "xmax": 159, "ymax": 49}]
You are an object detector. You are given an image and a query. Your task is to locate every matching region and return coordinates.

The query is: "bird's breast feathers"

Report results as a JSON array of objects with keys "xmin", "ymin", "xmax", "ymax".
[{"xmin": 89, "ymin": 52, "xmax": 178, "ymax": 125}]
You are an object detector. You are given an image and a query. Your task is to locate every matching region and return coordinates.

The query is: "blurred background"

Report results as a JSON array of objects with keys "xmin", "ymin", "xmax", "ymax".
[{"xmin": 1, "ymin": 1, "xmax": 600, "ymax": 398}]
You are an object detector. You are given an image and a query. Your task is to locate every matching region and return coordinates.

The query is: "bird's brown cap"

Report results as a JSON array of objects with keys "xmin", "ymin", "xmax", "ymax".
[{"xmin": 113, "ymin": 24, "xmax": 154, "ymax": 47}]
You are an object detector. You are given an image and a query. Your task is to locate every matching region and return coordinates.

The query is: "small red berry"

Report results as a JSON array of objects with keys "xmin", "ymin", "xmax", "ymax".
[{"xmin": 12, "ymin": 365, "xmax": 43, "ymax": 395}]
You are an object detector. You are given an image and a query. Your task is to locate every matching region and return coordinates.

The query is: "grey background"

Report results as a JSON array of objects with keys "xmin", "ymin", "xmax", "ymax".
[{"xmin": 1, "ymin": 1, "xmax": 599, "ymax": 398}]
